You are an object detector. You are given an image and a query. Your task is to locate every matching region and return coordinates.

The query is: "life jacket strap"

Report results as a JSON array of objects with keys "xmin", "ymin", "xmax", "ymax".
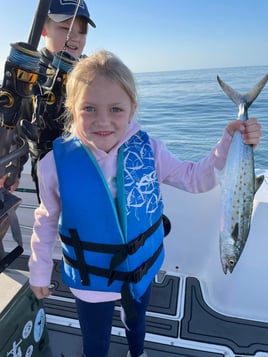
[
  {"xmin": 62, "ymin": 243, "xmax": 163, "ymax": 287},
  {"xmin": 68, "ymin": 228, "xmax": 90, "ymax": 286},
  {"xmin": 60, "ymin": 215, "xmax": 165, "ymax": 273},
  {"xmin": 60, "ymin": 215, "xmax": 163, "ymax": 254},
  {"xmin": 109, "ymin": 215, "xmax": 164, "ymax": 271}
]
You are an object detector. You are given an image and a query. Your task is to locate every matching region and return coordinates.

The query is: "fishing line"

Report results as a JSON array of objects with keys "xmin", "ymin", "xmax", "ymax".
[
  {"xmin": 41, "ymin": 0, "xmax": 80, "ymax": 121},
  {"xmin": 9, "ymin": 44, "xmax": 40, "ymax": 71},
  {"xmin": 64, "ymin": 0, "xmax": 81, "ymax": 49},
  {"xmin": 46, "ymin": 0, "xmax": 81, "ymax": 91}
]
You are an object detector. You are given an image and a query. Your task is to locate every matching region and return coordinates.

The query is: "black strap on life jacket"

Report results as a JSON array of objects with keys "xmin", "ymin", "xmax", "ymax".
[
  {"xmin": 60, "ymin": 215, "xmax": 163, "ymax": 254},
  {"xmin": 60, "ymin": 214, "xmax": 166, "ymax": 273},
  {"xmin": 60, "ymin": 214, "xmax": 171, "ymax": 287},
  {"xmin": 67, "ymin": 228, "xmax": 90, "ymax": 286},
  {"xmin": 109, "ymin": 215, "xmax": 164, "ymax": 271},
  {"xmin": 62, "ymin": 242, "xmax": 163, "ymax": 287}
]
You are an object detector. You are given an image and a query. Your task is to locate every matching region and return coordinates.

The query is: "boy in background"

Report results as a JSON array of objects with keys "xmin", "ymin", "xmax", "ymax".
[{"xmin": 25, "ymin": 0, "xmax": 96, "ymax": 200}]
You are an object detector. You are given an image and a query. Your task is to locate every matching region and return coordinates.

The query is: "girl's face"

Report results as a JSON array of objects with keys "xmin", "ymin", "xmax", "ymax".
[
  {"xmin": 42, "ymin": 18, "xmax": 87, "ymax": 59},
  {"xmin": 74, "ymin": 76, "xmax": 135, "ymax": 153}
]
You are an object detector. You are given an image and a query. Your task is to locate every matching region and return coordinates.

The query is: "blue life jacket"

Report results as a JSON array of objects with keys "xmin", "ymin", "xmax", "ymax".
[{"xmin": 53, "ymin": 131, "xmax": 164, "ymax": 301}]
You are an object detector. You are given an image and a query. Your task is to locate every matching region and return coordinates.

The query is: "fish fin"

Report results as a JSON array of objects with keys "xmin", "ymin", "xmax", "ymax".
[
  {"xmin": 245, "ymin": 75, "xmax": 268, "ymax": 108},
  {"xmin": 231, "ymin": 222, "xmax": 239, "ymax": 241},
  {"xmin": 255, "ymin": 175, "xmax": 265, "ymax": 194},
  {"xmin": 217, "ymin": 75, "xmax": 241, "ymax": 107},
  {"xmin": 217, "ymin": 74, "xmax": 268, "ymax": 109}
]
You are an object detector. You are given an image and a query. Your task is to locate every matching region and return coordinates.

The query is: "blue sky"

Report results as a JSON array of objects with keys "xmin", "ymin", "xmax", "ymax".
[{"xmin": 0, "ymin": 0, "xmax": 267, "ymax": 75}]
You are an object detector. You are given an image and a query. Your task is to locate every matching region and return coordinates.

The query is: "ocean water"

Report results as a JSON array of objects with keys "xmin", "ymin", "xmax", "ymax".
[
  {"xmin": 1, "ymin": 65, "xmax": 268, "ymax": 169},
  {"xmin": 135, "ymin": 65, "xmax": 268, "ymax": 169}
]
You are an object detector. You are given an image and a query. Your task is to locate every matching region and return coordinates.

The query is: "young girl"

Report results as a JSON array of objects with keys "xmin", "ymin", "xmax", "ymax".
[{"xmin": 29, "ymin": 50, "xmax": 262, "ymax": 357}]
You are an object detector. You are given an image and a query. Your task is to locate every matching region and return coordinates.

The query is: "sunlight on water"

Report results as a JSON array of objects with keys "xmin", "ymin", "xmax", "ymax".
[{"xmin": 135, "ymin": 65, "xmax": 268, "ymax": 168}]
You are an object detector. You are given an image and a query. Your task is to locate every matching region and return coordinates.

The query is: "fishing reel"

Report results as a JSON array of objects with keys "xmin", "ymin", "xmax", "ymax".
[
  {"xmin": 0, "ymin": 42, "xmax": 40, "ymax": 128},
  {"xmin": 0, "ymin": 42, "xmax": 40, "ymax": 188},
  {"xmin": 24, "ymin": 51, "xmax": 77, "ymax": 141},
  {"xmin": 42, "ymin": 51, "xmax": 76, "ymax": 116}
]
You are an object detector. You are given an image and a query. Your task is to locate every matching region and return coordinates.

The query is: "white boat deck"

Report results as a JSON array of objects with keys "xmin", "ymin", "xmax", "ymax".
[{"xmin": 3, "ymin": 167, "xmax": 268, "ymax": 356}]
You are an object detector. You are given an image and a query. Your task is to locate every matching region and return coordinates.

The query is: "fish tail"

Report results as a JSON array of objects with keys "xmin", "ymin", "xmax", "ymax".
[{"xmin": 217, "ymin": 74, "xmax": 268, "ymax": 109}]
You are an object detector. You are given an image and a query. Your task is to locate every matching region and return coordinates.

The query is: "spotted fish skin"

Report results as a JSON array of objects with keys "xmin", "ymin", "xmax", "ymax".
[{"xmin": 217, "ymin": 75, "xmax": 268, "ymax": 274}]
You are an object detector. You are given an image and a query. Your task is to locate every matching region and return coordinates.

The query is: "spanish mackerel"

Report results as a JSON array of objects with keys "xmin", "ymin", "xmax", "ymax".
[{"xmin": 217, "ymin": 74, "xmax": 268, "ymax": 274}]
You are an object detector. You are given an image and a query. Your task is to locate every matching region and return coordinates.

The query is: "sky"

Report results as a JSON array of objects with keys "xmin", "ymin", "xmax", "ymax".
[{"xmin": 0, "ymin": 0, "xmax": 268, "ymax": 76}]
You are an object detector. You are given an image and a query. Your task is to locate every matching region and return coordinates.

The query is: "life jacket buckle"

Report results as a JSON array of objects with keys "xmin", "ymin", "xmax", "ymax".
[
  {"xmin": 128, "ymin": 234, "xmax": 145, "ymax": 255},
  {"xmin": 133, "ymin": 262, "xmax": 146, "ymax": 283}
]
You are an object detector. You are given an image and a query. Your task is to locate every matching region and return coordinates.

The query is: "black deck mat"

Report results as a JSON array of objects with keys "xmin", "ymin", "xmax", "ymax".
[
  {"xmin": 181, "ymin": 277, "xmax": 268, "ymax": 355},
  {"xmin": 45, "ymin": 323, "xmax": 225, "ymax": 357},
  {"xmin": 9, "ymin": 255, "xmax": 179, "ymax": 316},
  {"xmin": 44, "ymin": 298, "xmax": 179, "ymax": 338},
  {"xmin": 10, "ymin": 255, "xmax": 180, "ymax": 338}
]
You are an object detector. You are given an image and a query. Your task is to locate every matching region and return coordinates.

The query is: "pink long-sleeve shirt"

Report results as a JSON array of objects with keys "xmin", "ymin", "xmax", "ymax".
[{"xmin": 29, "ymin": 120, "xmax": 232, "ymax": 302}]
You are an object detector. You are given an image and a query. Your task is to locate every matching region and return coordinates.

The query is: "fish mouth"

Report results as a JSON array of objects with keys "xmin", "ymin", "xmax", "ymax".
[{"xmin": 221, "ymin": 257, "xmax": 237, "ymax": 274}]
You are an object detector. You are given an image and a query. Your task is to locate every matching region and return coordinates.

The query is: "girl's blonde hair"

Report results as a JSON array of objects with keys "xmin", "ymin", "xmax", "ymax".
[{"xmin": 64, "ymin": 50, "xmax": 138, "ymax": 135}]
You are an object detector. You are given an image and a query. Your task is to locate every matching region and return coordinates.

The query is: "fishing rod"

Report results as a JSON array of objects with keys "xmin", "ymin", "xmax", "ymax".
[
  {"xmin": 0, "ymin": 0, "xmax": 51, "ymax": 111},
  {"xmin": 0, "ymin": 0, "xmax": 81, "ymax": 170},
  {"xmin": 28, "ymin": 0, "xmax": 52, "ymax": 49},
  {"xmin": 0, "ymin": 0, "xmax": 80, "ymax": 171},
  {"xmin": 0, "ymin": 0, "xmax": 51, "ymax": 171},
  {"xmin": 37, "ymin": 1, "xmax": 80, "ymax": 123},
  {"xmin": 0, "ymin": 0, "xmax": 51, "ymax": 270}
]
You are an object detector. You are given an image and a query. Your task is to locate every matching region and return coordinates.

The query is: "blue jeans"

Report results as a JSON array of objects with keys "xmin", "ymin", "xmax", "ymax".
[{"xmin": 75, "ymin": 284, "xmax": 152, "ymax": 357}]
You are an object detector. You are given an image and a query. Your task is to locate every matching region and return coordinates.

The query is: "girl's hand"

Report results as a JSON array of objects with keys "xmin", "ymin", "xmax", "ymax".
[
  {"xmin": 30, "ymin": 285, "xmax": 51, "ymax": 299},
  {"xmin": 226, "ymin": 118, "xmax": 262, "ymax": 148}
]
